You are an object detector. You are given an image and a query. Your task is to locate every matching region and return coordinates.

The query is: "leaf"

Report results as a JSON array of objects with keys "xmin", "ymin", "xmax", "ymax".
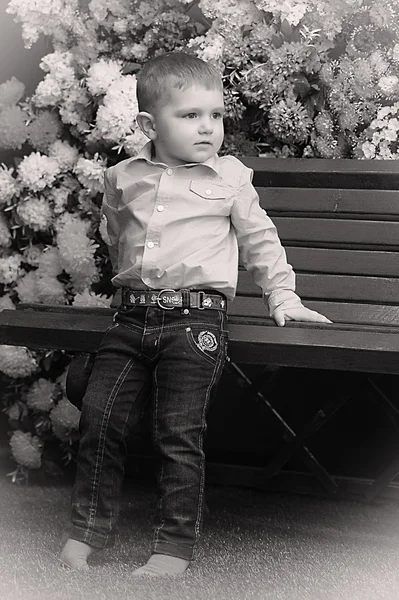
[
  {"xmin": 241, "ymin": 24, "xmax": 253, "ymax": 38},
  {"xmin": 293, "ymin": 75, "xmax": 311, "ymax": 98},
  {"xmin": 271, "ymin": 34, "xmax": 283, "ymax": 49},
  {"xmin": 280, "ymin": 19, "xmax": 293, "ymax": 38}
]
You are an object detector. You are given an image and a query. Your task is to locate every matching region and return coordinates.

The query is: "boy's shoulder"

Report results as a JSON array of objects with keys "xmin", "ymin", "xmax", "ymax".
[
  {"xmin": 216, "ymin": 154, "xmax": 253, "ymax": 187},
  {"xmin": 105, "ymin": 156, "xmax": 136, "ymax": 181}
]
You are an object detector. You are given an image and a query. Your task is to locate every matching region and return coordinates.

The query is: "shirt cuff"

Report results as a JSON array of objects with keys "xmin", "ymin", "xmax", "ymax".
[{"xmin": 265, "ymin": 289, "xmax": 303, "ymax": 318}]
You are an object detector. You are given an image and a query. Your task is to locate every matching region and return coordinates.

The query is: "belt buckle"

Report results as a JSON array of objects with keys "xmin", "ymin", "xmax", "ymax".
[{"xmin": 156, "ymin": 288, "xmax": 180, "ymax": 310}]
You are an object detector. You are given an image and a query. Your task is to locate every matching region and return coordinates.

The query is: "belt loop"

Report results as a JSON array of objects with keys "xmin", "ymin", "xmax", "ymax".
[{"xmin": 181, "ymin": 288, "xmax": 190, "ymax": 315}]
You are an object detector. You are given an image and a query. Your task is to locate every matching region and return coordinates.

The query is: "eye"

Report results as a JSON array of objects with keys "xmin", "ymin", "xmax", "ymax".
[
  {"xmin": 185, "ymin": 113, "xmax": 198, "ymax": 119},
  {"xmin": 212, "ymin": 112, "xmax": 224, "ymax": 119}
]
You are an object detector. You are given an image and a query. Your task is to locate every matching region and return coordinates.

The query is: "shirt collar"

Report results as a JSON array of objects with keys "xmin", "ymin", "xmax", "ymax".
[{"xmin": 132, "ymin": 141, "xmax": 220, "ymax": 175}]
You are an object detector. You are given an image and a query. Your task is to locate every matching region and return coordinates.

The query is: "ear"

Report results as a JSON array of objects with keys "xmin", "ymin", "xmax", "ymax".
[{"xmin": 136, "ymin": 111, "xmax": 157, "ymax": 140}]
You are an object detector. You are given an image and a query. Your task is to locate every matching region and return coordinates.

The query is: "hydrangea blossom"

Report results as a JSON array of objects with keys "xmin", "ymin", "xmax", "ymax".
[
  {"xmin": 0, "ymin": 254, "xmax": 23, "ymax": 285},
  {"xmin": 26, "ymin": 110, "xmax": 62, "ymax": 152},
  {"xmin": 34, "ymin": 51, "xmax": 77, "ymax": 107},
  {"xmin": 56, "ymin": 214, "xmax": 99, "ymax": 292},
  {"xmin": 254, "ymin": 0, "xmax": 309, "ymax": 26},
  {"xmin": 93, "ymin": 75, "xmax": 140, "ymax": 144},
  {"xmin": 9, "ymin": 431, "xmax": 42, "ymax": 469},
  {"xmin": 88, "ymin": 0, "xmax": 131, "ymax": 23},
  {"xmin": 86, "ymin": 59, "xmax": 123, "ymax": 96},
  {"xmin": 48, "ymin": 140, "xmax": 80, "ymax": 172},
  {"xmin": 0, "ymin": 76, "xmax": 25, "ymax": 110},
  {"xmin": 15, "ymin": 270, "xmax": 39, "ymax": 304},
  {"xmin": 0, "ymin": 105, "xmax": 28, "ymax": 150},
  {"xmin": 0, "ymin": 214, "xmax": 12, "ymax": 247},
  {"xmin": 17, "ymin": 196, "xmax": 53, "ymax": 232},
  {"xmin": 17, "ymin": 152, "xmax": 61, "ymax": 192},
  {"xmin": 50, "ymin": 398, "xmax": 81, "ymax": 441},
  {"xmin": 74, "ymin": 154, "xmax": 106, "ymax": 195},
  {"xmin": 0, "ymin": 345, "xmax": 38, "ymax": 378},
  {"xmin": 21, "ymin": 244, "xmax": 44, "ymax": 267},
  {"xmin": 6, "ymin": 0, "xmax": 79, "ymax": 48},
  {"xmin": 0, "ymin": 165, "xmax": 18, "ymax": 206},
  {"xmin": 73, "ymin": 288, "xmax": 112, "ymax": 307},
  {"xmin": 26, "ymin": 378, "xmax": 56, "ymax": 411}
]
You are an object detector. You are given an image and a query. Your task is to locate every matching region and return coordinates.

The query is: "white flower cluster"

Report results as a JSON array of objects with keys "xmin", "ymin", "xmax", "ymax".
[
  {"xmin": 91, "ymin": 75, "xmax": 140, "ymax": 145},
  {"xmin": 73, "ymin": 288, "xmax": 112, "ymax": 307},
  {"xmin": 0, "ymin": 254, "xmax": 22, "ymax": 285},
  {"xmin": 0, "ymin": 76, "xmax": 25, "ymax": 109},
  {"xmin": 0, "ymin": 164, "xmax": 18, "ymax": 205},
  {"xmin": 48, "ymin": 140, "xmax": 80, "ymax": 172},
  {"xmin": 56, "ymin": 214, "xmax": 99, "ymax": 292},
  {"xmin": 254, "ymin": 0, "xmax": 309, "ymax": 26},
  {"xmin": 6, "ymin": 0, "xmax": 79, "ymax": 48},
  {"xmin": 26, "ymin": 378, "xmax": 56, "ymax": 411},
  {"xmin": 361, "ymin": 104, "xmax": 399, "ymax": 160},
  {"xmin": 0, "ymin": 345, "xmax": 38, "ymax": 378},
  {"xmin": 15, "ymin": 247, "xmax": 66, "ymax": 304},
  {"xmin": 17, "ymin": 153, "xmax": 61, "ymax": 192},
  {"xmin": 86, "ymin": 58, "xmax": 123, "ymax": 96},
  {"xmin": 17, "ymin": 196, "xmax": 53, "ymax": 232},
  {"xmin": 74, "ymin": 154, "xmax": 106, "ymax": 195}
]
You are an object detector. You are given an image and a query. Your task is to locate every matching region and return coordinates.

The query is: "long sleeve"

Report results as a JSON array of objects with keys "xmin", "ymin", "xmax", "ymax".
[
  {"xmin": 230, "ymin": 166, "xmax": 303, "ymax": 317},
  {"xmin": 101, "ymin": 167, "xmax": 120, "ymax": 274}
]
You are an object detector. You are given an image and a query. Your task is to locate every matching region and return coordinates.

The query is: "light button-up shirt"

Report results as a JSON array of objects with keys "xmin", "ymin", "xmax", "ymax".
[{"xmin": 102, "ymin": 142, "xmax": 302, "ymax": 316}]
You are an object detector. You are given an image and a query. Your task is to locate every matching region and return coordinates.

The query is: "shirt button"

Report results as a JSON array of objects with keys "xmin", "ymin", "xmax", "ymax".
[
  {"xmin": 143, "ymin": 278, "xmax": 151, "ymax": 285},
  {"xmin": 157, "ymin": 205, "xmax": 164, "ymax": 212},
  {"xmin": 205, "ymin": 189, "xmax": 212, "ymax": 195},
  {"xmin": 147, "ymin": 241, "xmax": 154, "ymax": 248},
  {"xmin": 166, "ymin": 168, "xmax": 173, "ymax": 175}
]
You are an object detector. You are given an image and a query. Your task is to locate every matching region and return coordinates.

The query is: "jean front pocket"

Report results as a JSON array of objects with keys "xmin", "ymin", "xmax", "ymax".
[{"xmin": 185, "ymin": 325, "xmax": 226, "ymax": 367}]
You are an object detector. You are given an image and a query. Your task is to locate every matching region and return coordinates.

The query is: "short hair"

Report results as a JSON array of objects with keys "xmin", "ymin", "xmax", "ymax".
[{"xmin": 136, "ymin": 52, "xmax": 223, "ymax": 113}]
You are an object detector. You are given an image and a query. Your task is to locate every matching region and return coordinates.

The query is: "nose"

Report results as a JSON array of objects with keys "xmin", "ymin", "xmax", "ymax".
[{"xmin": 199, "ymin": 116, "xmax": 213, "ymax": 134}]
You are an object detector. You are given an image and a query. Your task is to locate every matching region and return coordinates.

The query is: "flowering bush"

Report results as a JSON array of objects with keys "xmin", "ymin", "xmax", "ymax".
[{"xmin": 1, "ymin": 0, "xmax": 399, "ymax": 479}]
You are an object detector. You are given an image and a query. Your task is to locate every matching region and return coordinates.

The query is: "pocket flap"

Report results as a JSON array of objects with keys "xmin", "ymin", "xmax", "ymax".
[{"xmin": 190, "ymin": 180, "xmax": 226, "ymax": 200}]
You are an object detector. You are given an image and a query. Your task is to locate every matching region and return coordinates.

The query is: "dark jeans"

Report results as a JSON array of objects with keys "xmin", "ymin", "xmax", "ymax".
[{"xmin": 68, "ymin": 304, "xmax": 228, "ymax": 561}]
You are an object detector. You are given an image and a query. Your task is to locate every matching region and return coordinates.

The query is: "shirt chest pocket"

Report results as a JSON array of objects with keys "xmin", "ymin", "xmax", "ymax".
[{"xmin": 189, "ymin": 180, "xmax": 233, "ymax": 216}]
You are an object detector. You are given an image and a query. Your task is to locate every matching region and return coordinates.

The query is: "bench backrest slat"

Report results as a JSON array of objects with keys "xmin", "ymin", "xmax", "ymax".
[
  {"xmin": 285, "ymin": 248, "xmax": 398, "ymax": 277},
  {"xmin": 272, "ymin": 217, "xmax": 399, "ymax": 247},
  {"xmin": 259, "ymin": 188, "xmax": 399, "ymax": 215},
  {"xmin": 236, "ymin": 271, "xmax": 399, "ymax": 304}
]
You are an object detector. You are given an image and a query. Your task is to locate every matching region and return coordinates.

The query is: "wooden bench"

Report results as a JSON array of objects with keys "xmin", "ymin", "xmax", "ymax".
[{"xmin": 1, "ymin": 158, "xmax": 399, "ymax": 501}]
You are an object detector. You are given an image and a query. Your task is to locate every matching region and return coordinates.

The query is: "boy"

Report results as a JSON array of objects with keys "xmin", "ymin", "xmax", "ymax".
[{"xmin": 60, "ymin": 52, "xmax": 330, "ymax": 575}]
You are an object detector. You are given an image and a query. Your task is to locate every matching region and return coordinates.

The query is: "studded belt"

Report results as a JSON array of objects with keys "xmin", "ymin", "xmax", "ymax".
[{"xmin": 121, "ymin": 288, "xmax": 227, "ymax": 311}]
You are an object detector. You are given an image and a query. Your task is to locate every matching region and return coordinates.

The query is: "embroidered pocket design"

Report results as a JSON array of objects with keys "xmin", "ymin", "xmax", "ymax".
[{"xmin": 197, "ymin": 331, "xmax": 218, "ymax": 352}]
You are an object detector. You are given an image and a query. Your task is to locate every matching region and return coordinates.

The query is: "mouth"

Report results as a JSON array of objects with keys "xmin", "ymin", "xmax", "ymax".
[{"xmin": 195, "ymin": 141, "xmax": 212, "ymax": 146}]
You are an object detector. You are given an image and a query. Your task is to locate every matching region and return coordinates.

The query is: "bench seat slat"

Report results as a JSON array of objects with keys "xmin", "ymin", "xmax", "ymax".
[
  {"xmin": 1, "ymin": 309, "xmax": 399, "ymax": 374},
  {"xmin": 285, "ymin": 247, "xmax": 399, "ymax": 277},
  {"xmin": 236, "ymin": 271, "xmax": 399, "ymax": 304},
  {"xmin": 228, "ymin": 324, "xmax": 399, "ymax": 374},
  {"xmin": 229, "ymin": 297, "xmax": 399, "ymax": 327},
  {"xmin": 272, "ymin": 217, "xmax": 399, "ymax": 247},
  {"xmin": 258, "ymin": 188, "xmax": 399, "ymax": 215}
]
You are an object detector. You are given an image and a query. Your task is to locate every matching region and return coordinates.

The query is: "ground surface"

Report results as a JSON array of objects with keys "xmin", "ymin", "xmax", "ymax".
[{"xmin": 1, "ymin": 450, "xmax": 399, "ymax": 600}]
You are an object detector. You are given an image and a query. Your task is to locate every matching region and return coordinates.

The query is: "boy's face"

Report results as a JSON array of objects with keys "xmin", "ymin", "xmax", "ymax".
[{"xmin": 149, "ymin": 84, "xmax": 225, "ymax": 166}]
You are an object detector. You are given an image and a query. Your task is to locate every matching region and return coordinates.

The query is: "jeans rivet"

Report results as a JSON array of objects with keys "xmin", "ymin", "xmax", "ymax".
[{"xmin": 186, "ymin": 327, "xmax": 191, "ymax": 332}]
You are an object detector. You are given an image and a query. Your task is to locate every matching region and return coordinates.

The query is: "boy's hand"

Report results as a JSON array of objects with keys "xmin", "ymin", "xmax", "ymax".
[{"xmin": 273, "ymin": 306, "xmax": 332, "ymax": 327}]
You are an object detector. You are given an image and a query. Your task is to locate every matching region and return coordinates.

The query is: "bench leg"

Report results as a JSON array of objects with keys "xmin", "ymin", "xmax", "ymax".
[
  {"xmin": 225, "ymin": 361, "xmax": 339, "ymax": 496},
  {"xmin": 363, "ymin": 376, "xmax": 399, "ymax": 502}
]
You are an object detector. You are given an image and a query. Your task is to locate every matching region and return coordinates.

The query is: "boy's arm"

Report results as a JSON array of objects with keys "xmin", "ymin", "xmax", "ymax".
[
  {"xmin": 101, "ymin": 167, "xmax": 120, "ymax": 275},
  {"xmin": 230, "ymin": 168, "xmax": 331, "ymax": 326}
]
